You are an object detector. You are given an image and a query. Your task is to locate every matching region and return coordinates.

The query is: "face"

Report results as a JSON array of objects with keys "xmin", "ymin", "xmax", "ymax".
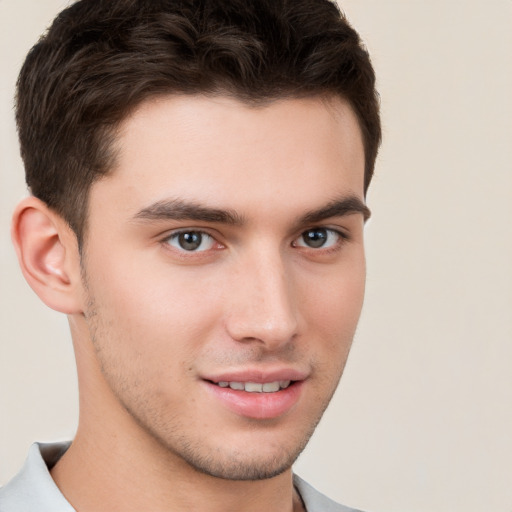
[{"xmin": 77, "ymin": 95, "xmax": 367, "ymax": 480}]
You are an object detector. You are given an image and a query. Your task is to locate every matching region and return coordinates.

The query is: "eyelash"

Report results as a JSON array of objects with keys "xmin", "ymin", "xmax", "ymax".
[{"xmin": 161, "ymin": 227, "xmax": 349, "ymax": 255}]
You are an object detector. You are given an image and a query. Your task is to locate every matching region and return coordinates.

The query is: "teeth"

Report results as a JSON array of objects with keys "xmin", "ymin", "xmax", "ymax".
[
  {"xmin": 245, "ymin": 382, "xmax": 263, "ymax": 392},
  {"xmin": 262, "ymin": 382, "xmax": 280, "ymax": 392},
  {"xmin": 216, "ymin": 380, "xmax": 292, "ymax": 393}
]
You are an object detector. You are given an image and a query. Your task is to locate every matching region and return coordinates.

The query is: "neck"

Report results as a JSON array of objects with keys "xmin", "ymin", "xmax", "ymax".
[{"xmin": 51, "ymin": 431, "xmax": 302, "ymax": 512}]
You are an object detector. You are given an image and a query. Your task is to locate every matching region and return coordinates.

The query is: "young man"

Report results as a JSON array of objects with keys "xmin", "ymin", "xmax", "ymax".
[{"xmin": 1, "ymin": 0, "xmax": 380, "ymax": 511}]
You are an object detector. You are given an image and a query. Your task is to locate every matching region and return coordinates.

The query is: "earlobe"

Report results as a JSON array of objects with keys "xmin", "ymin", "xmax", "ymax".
[{"xmin": 11, "ymin": 196, "xmax": 84, "ymax": 314}]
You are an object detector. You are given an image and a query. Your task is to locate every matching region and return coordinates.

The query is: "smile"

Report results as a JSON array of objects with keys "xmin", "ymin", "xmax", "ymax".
[
  {"xmin": 215, "ymin": 380, "xmax": 292, "ymax": 393},
  {"xmin": 205, "ymin": 378, "xmax": 304, "ymax": 419}
]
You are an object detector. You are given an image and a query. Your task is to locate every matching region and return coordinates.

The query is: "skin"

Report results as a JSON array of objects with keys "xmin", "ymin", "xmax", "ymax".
[{"xmin": 13, "ymin": 95, "xmax": 367, "ymax": 512}]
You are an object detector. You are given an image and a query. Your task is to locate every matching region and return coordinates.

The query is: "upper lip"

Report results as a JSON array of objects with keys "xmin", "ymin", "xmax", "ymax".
[{"xmin": 202, "ymin": 367, "xmax": 308, "ymax": 384}]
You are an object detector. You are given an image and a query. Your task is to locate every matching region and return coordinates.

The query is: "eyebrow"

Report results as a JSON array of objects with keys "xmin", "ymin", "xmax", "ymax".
[
  {"xmin": 298, "ymin": 196, "xmax": 371, "ymax": 225},
  {"xmin": 134, "ymin": 198, "xmax": 245, "ymax": 225},
  {"xmin": 133, "ymin": 195, "xmax": 370, "ymax": 226}
]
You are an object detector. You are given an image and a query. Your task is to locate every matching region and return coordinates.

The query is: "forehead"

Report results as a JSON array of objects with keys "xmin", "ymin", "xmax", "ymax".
[{"xmin": 90, "ymin": 94, "xmax": 365, "ymax": 220}]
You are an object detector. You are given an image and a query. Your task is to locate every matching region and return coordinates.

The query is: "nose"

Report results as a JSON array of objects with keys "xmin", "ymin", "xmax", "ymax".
[{"xmin": 224, "ymin": 249, "xmax": 299, "ymax": 349}]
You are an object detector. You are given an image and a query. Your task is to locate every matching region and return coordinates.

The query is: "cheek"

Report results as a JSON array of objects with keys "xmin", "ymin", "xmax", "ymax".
[
  {"xmin": 299, "ymin": 265, "xmax": 365, "ymax": 392},
  {"xmin": 299, "ymin": 259, "xmax": 366, "ymax": 338},
  {"xmin": 83, "ymin": 252, "xmax": 225, "ymax": 360}
]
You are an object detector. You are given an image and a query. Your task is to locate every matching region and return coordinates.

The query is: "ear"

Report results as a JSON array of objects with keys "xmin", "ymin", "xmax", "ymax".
[{"xmin": 11, "ymin": 196, "xmax": 84, "ymax": 314}]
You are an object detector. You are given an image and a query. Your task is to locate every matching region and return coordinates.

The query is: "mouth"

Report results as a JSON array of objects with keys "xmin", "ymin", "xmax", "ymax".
[
  {"xmin": 211, "ymin": 380, "xmax": 292, "ymax": 393},
  {"xmin": 203, "ymin": 374, "xmax": 304, "ymax": 419}
]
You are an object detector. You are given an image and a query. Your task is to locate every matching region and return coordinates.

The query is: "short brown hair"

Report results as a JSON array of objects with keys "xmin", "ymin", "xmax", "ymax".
[{"xmin": 16, "ymin": 0, "xmax": 381, "ymax": 243}]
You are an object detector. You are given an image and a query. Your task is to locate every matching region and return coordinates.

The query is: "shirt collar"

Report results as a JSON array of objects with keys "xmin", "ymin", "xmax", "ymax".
[{"xmin": 0, "ymin": 442, "xmax": 74, "ymax": 512}]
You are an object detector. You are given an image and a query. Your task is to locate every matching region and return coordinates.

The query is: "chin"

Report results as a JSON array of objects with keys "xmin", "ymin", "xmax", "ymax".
[
  {"xmin": 132, "ymin": 412, "xmax": 316, "ymax": 481},
  {"xmin": 151, "ymin": 420, "xmax": 318, "ymax": 482},
  {"xmin": 175, "ymin": 444, "xmax": 305, "ymax": 481}
]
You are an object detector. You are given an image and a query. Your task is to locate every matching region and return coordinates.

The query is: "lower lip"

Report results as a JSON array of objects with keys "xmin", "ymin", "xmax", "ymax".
[{"xmin": 204, "ymin": 381, "xmax": 304, "ymax": 420}]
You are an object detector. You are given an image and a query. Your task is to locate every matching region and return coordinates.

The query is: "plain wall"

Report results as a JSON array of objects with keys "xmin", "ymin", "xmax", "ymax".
[{"xmin": 1, "ymin": 1, "xmax": 511, "ymax": 511}]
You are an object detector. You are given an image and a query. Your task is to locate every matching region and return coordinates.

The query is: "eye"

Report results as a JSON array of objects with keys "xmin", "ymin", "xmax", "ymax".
[
  {"xmin": 164, "ymin": 231, "xmax": 217, "ymax": 252},
  {"xmin": 294, "ymin": 228, "xmax": 342, "ymax": 249}
]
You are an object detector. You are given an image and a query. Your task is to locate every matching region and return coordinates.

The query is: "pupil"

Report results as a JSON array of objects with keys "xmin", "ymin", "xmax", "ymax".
[
  {"xmin": 179, "ymin": 232, "xmax": 202, "ymax": 250},
  {"xmin": 304, "ymin": 229, "xmax": 327, "ymax": 248}
]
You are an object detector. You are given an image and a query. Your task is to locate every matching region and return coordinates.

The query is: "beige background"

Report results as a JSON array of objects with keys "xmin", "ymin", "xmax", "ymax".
[{"xmin": 1, "ymin": 1, "xmax": 511, "ymax": 511}]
